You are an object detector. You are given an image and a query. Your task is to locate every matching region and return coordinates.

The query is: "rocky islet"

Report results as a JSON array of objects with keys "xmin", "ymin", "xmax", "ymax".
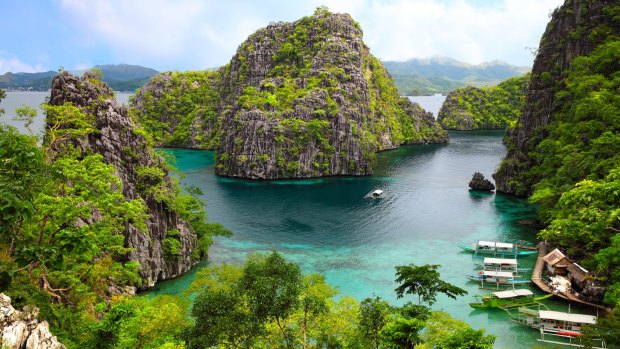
[{"xmin": 132, "ymin": 9, "xmax": 448, "ymax": 180}]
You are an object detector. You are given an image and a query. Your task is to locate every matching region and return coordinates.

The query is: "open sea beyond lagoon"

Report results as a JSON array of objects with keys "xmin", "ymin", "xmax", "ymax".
[{"xmin": 1, "ymin": 93, "xmax": 586, "ymax": 348}]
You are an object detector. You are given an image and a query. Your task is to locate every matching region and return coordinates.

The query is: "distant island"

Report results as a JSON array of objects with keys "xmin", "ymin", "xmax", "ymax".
[
  {"xmin": 0, "ymin": 64, "xmax": 158, "ymax": 92},
  {"xmin": 0, "ymin": 58, "xmax": 528, "ymax": 96},
  {"xmin": 382, "ymin": 56, "xmax": 529, "ymax": 96}
]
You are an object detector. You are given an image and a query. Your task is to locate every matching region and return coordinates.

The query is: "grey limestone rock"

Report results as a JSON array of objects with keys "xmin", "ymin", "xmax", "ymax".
[
  {"xmin": 0, "ymin": 294, "xmax": 65, "ymax": 349},
  {"xmin": 48, "ymin": 71, "xmax": 198, "ymax": 287},
  {"xmin": 493, "ymin": 0, "xmax": 616, "ymax": 195},
  {"xmin": 469, "ymin": 172, "xmax": 495, "ymax": 191}
]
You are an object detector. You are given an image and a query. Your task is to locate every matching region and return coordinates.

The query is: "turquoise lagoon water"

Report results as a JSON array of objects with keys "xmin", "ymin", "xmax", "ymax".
[
  {"xmin": 2, "ymin": 92, "xmax": 584, "ymax": 347},
  {"xmin": 148, "ymin": 131, "xmax": 583, "ymax": 348}
]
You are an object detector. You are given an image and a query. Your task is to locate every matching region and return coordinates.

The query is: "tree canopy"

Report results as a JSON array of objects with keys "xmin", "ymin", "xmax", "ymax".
[{"xmin": 394, "ymin": 264, "xmax": 468, "ymax": 305}]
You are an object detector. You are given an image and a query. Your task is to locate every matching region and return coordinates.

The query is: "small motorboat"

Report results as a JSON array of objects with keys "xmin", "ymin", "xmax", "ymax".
[{"xmin": 371, "ymin": 189, "xmax": 384, "ymax": 197}]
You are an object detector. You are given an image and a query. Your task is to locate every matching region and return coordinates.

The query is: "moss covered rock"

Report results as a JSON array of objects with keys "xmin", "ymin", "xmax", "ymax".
[
  {"xmin": 133, "ymin": 8, "xmax": 447, "ymax": 179},
  {"xmin": 437, "ymin": 74, "xmax": 528, "ymax": 130}
]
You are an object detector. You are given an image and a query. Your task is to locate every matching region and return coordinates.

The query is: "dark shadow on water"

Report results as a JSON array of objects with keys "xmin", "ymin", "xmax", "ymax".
[{"xmin": 468, "ymin": 189, "xmax": 494, "ymax": 200}]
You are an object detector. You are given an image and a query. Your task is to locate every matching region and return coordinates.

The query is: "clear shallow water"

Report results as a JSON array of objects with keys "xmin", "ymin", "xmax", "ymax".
[{"xmin": 149, "ymin": 130, "xmax": 579, "ymax": 348}]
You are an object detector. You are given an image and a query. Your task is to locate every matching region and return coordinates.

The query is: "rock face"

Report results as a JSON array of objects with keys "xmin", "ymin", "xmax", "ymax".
[
  {"xmin": 468, "ymin": 172, "xmax": 495, "ymax": 191},
  {"xmin": 0, "ymin": 293, "xmax": 65, "ymax": 349},
  {"xmin": 437, "ymin": 75, "xmax": 528, "ymax": 130},
  {"xmin": 133, "ymin": 9, "xmax": 447, "ymax": 180},
  {"xmin": 215, "ymin": 11, "xmax": 446, "ymax": 179},
  {"xmin": 48, "ymin": 72, "xmax": 198, "ymax": 287},
  {"xmin": 493, "ymin": 0, "xmax": 617, "ymax": 195}
]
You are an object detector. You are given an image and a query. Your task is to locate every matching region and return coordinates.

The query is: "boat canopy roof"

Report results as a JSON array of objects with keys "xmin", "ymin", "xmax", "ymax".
[
  {"xmin": 493, "ymin": 289, "xmax": 533, "ymax": 299},
  {"xmin": 496, "ymin": 242, "xmax": 513, "ymax": 249},
  {"xmin": 477, "ymin": 241, "xmax": 514, "ymax": 249},
  {"xmin": 538, "ymin": 310, "xmax": 597, "ymax": 324},
  {"xmin": 484, "ymin": 257, "xmax": 518, "ymax": 265},
  {"xmin": 482, "ymin": 270, "xmax": 514, "ymax": 278}
]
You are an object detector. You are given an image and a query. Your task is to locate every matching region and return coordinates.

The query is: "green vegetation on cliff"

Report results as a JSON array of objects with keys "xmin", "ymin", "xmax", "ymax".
[
  {"xmin": 437, "ymin": 74, "xmax": 528, "ymax": 130},
  {"xmin": 0, "ymin": 72, "xmax": 224, "ymax": 347},
  {"xmin": 494, "ymin": 0, "xmax": 620, "ymax": 314},
  {"xmin": 131, "ymin": 70, "xmax": 221, "ymax": 149},
  {"xmin": 133, "ymin": 7, "xmax": 447, "ymax": 180},
  {"xmin": 530, "ymin": 39, "xmax": 620, "ymax": 305}
]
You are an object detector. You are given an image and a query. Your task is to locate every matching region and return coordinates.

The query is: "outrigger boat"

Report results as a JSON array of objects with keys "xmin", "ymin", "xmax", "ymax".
[
  {"xmin": 459, "ymin": 240, "xmax": 537, "ymax": 257},
  {"xmin": 513, "ymin": 308, "xmax": 606, "ymax": 348},
  {"xmin": 473, "ymin": 257, "xmax": 531, "ymax": 273},
  {"xmin": 466, "ymin": 270, "xmax": 531, "ymax": 288},
  {"xmin": 469, "ymin": 289, "xmax": 552, "ymax": 309}
]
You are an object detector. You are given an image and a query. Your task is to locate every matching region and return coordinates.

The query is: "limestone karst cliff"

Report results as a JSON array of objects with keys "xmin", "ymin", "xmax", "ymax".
[
  {"xmin": 133, "ymin": 9, "xmax": 447, "ymax": 180},
  {"xmin": 47, "ymin": 71, "xmax": 207, "ymax": 287},
  {"xmin": 493, "ymin": 0, "xmax": 619, "ymax": 195},
  {"xmin": 437, "ymin": 74, "xmax": 528, "ymax": 130}
]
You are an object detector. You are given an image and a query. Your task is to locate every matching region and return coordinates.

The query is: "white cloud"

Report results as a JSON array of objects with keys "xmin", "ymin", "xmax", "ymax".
[
  {"xmin": 352, "ymin": 0, "xmax": 564, "ymax": 66},
  {"xmin": 60, "ymin": 0, "xmax": 206, "ymax": 55},
  {"xmin": 55, "ymin": 0, "xmax": 563, "ymax": 70},
  {"xmin": 58, "ymin": 0, "xmax": 266, "ymax": 69},
  {"xmin": 0, "ymin": 55, "xmax": 47, "ymax": 74}
]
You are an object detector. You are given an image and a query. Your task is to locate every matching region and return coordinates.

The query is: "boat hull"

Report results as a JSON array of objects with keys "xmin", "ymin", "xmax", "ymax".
[
  {"xmin": 469, "ymin": 293, "xmax": 552, "ymax": 309},
  {"xmin": 465, "ymin": 275, "xmax": 530, "ymax": 284}
]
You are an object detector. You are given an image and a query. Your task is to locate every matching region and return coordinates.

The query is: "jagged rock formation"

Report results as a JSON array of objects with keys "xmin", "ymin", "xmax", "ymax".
[
  {"xmin": 493, "ymin": 0, "xmax": 618, "ymax": 195},
  {"xmin": 133, "ymin": 9, "xmax": 447, "ymax": 180},
  {"xmin": 437, "ymin": 75, "xmax": 528, "ymax": 130},
  {"xmin": 0, "ymin": 294, "xmax": 65, "ymax": 349},
  {"xmin": 47, "ymin": 71, "xmax": 198, "ymax": 287},
  {"xmin": 468, "ymin": 172, "xmax": 495, "ymax": 191}
]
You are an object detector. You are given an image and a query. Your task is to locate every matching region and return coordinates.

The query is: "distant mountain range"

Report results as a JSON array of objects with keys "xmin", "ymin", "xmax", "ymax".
[
  {"xmin": 382, "ymin": 56, "xmax": 530, "ymax": 95},
  {"xmin": 1, "ymin": 58, "xmax": 528, "ymax": 95},
  {"xmin": 0, "ymin": 64, "xmax": 158, "ymax": 91}
]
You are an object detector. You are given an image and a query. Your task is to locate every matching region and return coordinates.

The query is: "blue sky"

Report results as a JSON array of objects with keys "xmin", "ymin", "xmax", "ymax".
[{"xmin": 0, "ymin": 0, "xmax": 563, "ymax": 74}]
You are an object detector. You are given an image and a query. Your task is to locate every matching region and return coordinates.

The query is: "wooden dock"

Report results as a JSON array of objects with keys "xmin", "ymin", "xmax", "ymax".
[{"xmin": 531, "ymin": 242, "xmax": 609, "ymax": 312}]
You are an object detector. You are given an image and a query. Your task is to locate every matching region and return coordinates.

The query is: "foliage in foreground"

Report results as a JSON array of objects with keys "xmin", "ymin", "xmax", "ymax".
[
  {"xmin": 181, "ymin": 252, "xmax": 491, "ymax": 349},
  {"xmin": 0, "ymin": 73, "xmax": 220, "ymax": 346}
]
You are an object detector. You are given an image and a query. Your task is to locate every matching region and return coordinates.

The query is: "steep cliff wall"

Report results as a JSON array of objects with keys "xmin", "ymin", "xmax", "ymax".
[
  {"xmin": 437, "ymin": 74, "xmax": 528, "ymax": 130},
  {"xmin": 493, "ymin": 0, "xmax": 619, "ymax": 195},
  {"xmin": 216, "ymin": 10, "xmax": 446, "ymax": 179},
  {"xmin": 133, "ymin": 9, "xmax": 447, "ymax": 180},
  {"xmin": 47, "ymin": 71, "xmax": 200, "ymax": 287}
]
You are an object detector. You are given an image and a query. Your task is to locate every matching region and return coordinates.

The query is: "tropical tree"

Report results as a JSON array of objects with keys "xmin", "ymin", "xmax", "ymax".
[
  {"xmin": 359, "ymin": 295, "xmax": 393, "ymax": 349},
  {"xmin": 240, "ymin": 251, "xmax": 302, "ymax": 347},
  {"xmin": 419, "ymin": 311, "xmax": 495, "ymax": 349},
  {"xmin": 13, "ymin": 104, "xmax": 38, "ymax": 136},
  {"xmin": 394, "ymin": 264, "xmax": 467, "ymax": 305}
]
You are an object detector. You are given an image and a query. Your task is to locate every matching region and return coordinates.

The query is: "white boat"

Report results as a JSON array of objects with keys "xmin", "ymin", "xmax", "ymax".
[
  {"xmin": 371, "ymin": 189, "xmax": 384, "ymax": 197},
  {"xmin": 465, "ymin": 270, "xmax": 530, "ymax": 289},
  {"xmin": 459, "ymin": 240, "xmax": 537, "ymax": 256},
  {"xmin": 474, "ymin": 257, "xmax": 531, "ymax": 274},
  {"xmin": 513, "ymin": 308, "xmax": 606, "ymax": 348}
]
